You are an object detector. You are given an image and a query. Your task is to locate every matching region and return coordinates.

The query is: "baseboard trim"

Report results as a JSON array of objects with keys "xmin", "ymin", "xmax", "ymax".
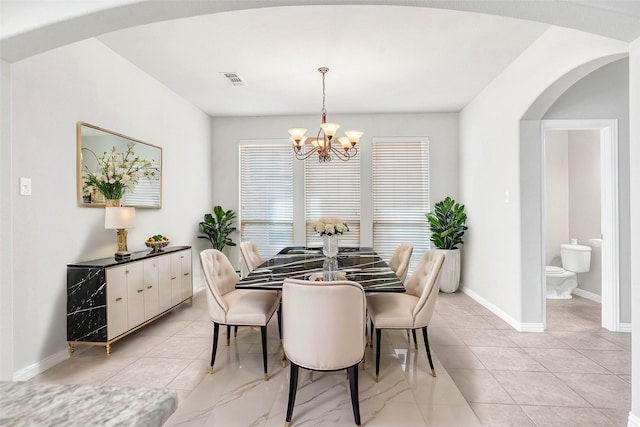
[
  {"xmin": 460, "ymin": 287, "xmax": 544, "ymax": 332},
  {"xmin": 572, "ymin": 288, "xmax": 602, "ymax": 303},
  {"xmin": 13, "ymin": 346, "xmax": 77, "ymax": 381},
  {"xmin": 628, "ymin": 411, "xmax": 640, "ymax": 427},
  {"xmin": 619, "ymin": 323, "xmax": 632, "ymax": 333}
]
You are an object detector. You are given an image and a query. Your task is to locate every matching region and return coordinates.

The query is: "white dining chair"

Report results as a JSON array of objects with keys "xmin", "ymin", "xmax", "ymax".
[
  {"xmin": 282, "ymin": 278, "xmax": 366, "ymax": 426},
  {"xmin": 199, "ymin": 249, "xmax": 281, "ymax": 380},
  {"xmin": 388, "ymin": 243, "xmax": 413, "ymax": 283},
  {"xmin": 239, "ymin": 241, "xmax": 265, "ymax": 276},
  {"xmin": 367, "ymin": 250, "xmax": 445, "ymax": 381}
]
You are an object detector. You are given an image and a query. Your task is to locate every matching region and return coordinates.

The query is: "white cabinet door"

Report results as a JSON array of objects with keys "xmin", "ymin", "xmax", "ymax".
[
  {"xmin": 106, "ymin": 266, "xmax": 128, "ymax": 340},
  {"xmin": 143, "ymin": 259, "xmax": 160, "ymax": 320},
  {"xmin": 170, "ymin": 253, "xmax": 183, "ymax": 306},
  {"xmin": 158, "ymin": 255, "xmax": 172, "ymax": 312},
  {"xmin": 125, "ymin": 262, "xmax": 145, "ymax": 329},
  {"xmin": 180, "ymin": 249, "xmax": 193, "ymax": 301}
]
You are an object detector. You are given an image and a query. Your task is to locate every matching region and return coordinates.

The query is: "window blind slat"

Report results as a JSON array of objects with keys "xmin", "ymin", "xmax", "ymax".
[
  {"xmin": 240, "ymin": 144, "xmax": 294, "ymax": 260},
  {"xmin": 373, "ymin": 139, "xmax": 430, "ymax": 274}
]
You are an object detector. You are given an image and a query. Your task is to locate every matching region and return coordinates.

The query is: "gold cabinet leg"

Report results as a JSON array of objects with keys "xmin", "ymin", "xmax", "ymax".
[
  {"xmin": 106, "ymin": 344, "xmax": 112, "ymax": 355},
  {"xmin": 68, "ymin": 343, "xmax": 75, "ymax": 356}
]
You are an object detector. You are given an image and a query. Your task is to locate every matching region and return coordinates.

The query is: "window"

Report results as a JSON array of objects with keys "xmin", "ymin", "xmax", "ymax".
[
  {"xmin": 305, "ymin": 150, "xmax": 361, "ymax": 247},
  {"xmin": 240, "ymin": 143, "xmax": 294, "ymax": 261},
  {"xmin": 372, "ymin": 138, "xmax": 430, "ymax": 273}
]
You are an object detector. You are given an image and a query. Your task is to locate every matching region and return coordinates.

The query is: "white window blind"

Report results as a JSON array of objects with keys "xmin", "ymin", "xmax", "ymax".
[
  {"xmin": 305, "ymin": 150, "xmax": 361, "ymax": 247},
  {"xmin": 240, "ymin": 144, "xmax": 294, "ymax": 261},
  {"xmin": 122, "ymin": 163, "xmax": 161, "ymax": 207},
  {"xmin": 372, "ymin": 139, "xmax": 430, "ymax": 274}
]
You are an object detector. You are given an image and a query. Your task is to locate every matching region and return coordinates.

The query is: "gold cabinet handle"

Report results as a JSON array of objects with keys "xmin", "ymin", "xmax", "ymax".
[
  {"xmin": 137, "ymin": 289, "xmax": 143, "ymax": 293},
  {"xmin": 115, "ymin": 297, "xmax": 123, "ymax": 302},
  {"xmin": 184, "ymin": 272, "xmax": 189, "ymax": 276},
  {"xmin": 171, "ymin": 276, "xmax": 177, "ymax": 280},
  {"xmin": 125, "ymin": 270, "xmax": 129, "ymax": 274},
  {"xmin": 180, "ymin": 255, "xmax": 184, "ymax": 259},
  {"xmin": 147, "ymin": 285, "xmax": 153, "ymax": 289}
]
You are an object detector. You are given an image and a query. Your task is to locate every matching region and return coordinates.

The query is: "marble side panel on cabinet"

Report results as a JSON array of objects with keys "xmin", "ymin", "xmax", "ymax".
[{"xmin": 67, "ymin": 266, "xmax": 107, "ymax": 342}]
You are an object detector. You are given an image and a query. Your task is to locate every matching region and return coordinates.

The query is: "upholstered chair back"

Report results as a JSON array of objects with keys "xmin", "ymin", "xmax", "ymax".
[
  {"xmin": 404, "ymin": 250, "xmax": 445, "ymax": 327},
  {"xmin": 388, "ymin": 243, "xmax": 414, "ymax": 282},
  {"xmin": 199, "ymin": 249, "xmax": 240, "ymax": 324},
  {"xmin": 282, "ymin": 279, "xmax": 366, "ymax": 371},
  {"xmin": 240, "ymin": 241, "xmax": 265, "ymax": 272}
]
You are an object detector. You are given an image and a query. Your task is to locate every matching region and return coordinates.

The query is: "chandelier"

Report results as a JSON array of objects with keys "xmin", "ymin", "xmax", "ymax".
[{"xmin": 288, "ymin": 67, "xmax": 363, "ymax": 162}]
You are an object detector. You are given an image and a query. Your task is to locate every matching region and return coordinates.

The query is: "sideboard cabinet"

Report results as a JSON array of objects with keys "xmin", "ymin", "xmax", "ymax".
[{"xmin": 67, "ymin": 246, "xmax": 192, "ymax": 354}]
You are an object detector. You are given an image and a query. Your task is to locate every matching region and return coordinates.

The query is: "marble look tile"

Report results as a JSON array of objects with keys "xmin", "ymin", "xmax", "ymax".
[
  {"xmin": 167, "ymin": 358, "xmax": 211, "ymax": 391},
  {"xmin": 471, "ymin": 403, "xmax": 536, "ymax": 427},
  {"xmin": 104, "ymin": 357, "xmax": 192, "ymax": 388},
  {"xmin": 469, "ymin": 347, "xmax": 546, "ymax": 372},
  {"xmin": 521, "ymin": 405, "xmax": 616, "ymax": 426},
  {"xmin": 427, "ymin": 327, "xmax": 466, "ymax": 346},
  {"xmin": 430, "ymin": 345, "xmax": 485, "ymax": 370},
  {"xmin": 599, "ymin": 408, "xmax": 634, "ymax": 426},
  {"xmin": 28, "ymin": 353, "xmax": 137, "ymax": 386},
  {"xmin": 173, "ymin": 320, "xmax": 216, "ymax": 337},
  {"xmin": 421, "ymin": 403, "xmax": 482, "ymax": 426},
  {"xmin": 522, "ymin": 348, "xmax": 609, "ymax": 374},
  {"xmin": 596, "ymin": 331, "xmax": 632, "ymax": 350},
  {"xmin": 448, "ymin": 369, "xmax": 514, "ymax": 404},
  {"xmin": 136, "ymin": 319, "xmax": 194, "ymax": 337},
  {"xmin": 146, "ymin": 335, "xmax": 211, "ymax": 359},
  {"xmin": 554, "ymin": 373, "xmax": 631, "ymax": 409},
  {"xmin": 491, "ymin": 371, "xmax": 590, "ymax": 407},
  {"xmin": 482, "ymin": 315, "xmax": 514, "ymax": 330}
]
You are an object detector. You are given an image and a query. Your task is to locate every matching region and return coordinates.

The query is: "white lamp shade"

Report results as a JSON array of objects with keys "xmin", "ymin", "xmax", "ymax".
[{"xmin": 105, "ymin": 207, "xmax": 136, "ymax": 229}]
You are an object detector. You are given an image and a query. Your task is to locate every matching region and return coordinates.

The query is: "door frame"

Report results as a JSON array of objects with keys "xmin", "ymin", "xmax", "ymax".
[{"xmin": 541, "ymin": 119, "xmax": 619, "ymax": 331}]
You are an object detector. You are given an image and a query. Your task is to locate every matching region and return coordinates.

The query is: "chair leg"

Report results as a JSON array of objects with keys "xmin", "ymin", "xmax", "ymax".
[
  {"xmin": 369, "ymin": 319, "xmax": 374, "ymax": 348},
  {"xmin": 261, "ymin": 325, "xmax": 268, "ymax": 380},
  {"xmin": 411, "ymin": 329, "xmax": 418, "ymax": 350},
  {"xmin": 375, "ymin": 328, "xmax": 382, "ymax": 382},
  {"xmin": 277, "ymin": 304, "xmax": 286, "ymax": 366},
  {"xmin": 209, "ymin": 322, "xmax": 219, "ymax": 374},
  {"xmin": 234, "ymin": 325, "xmax": 238, "ymax": 338},
  {"xmin": 347, "ymin": 364, "xmax": 362, "ymax": 426},
  {"xmin": 422, "ymin": 326, "xmax": 436, "ymax": 377},
  {"xmin": 285, "ymin": 363, "xmax": 300, "ymax": 427},
  {"xmin": 226, "ymin": 325, "xmax": 231, "ymax": 346}
]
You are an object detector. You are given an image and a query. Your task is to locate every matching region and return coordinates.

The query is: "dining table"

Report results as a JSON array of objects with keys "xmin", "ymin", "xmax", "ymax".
[{"xmin": 235, "ymin": 246, "xmax": 405, "ymax": 293}]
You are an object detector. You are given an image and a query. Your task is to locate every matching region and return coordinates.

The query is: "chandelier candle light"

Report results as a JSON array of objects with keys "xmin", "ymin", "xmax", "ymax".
[{"xmin": 289, "ymin": 67, "xmax": 363, "ymax": 162}]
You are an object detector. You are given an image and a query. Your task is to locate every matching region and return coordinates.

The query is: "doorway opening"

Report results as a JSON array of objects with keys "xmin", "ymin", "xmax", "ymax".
[{"xmin": 541, "ymin": 119, "xmax": 619, "ymax": 331}]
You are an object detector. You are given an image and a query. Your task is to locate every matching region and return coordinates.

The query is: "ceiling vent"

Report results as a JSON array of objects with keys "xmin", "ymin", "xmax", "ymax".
[{"xmin": 220, "ymin": 72, "xmax": 247, "ymax": 87}]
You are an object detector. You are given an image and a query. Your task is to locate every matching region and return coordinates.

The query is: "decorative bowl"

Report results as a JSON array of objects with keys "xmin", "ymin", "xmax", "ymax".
[{"xmin": 145, "ymin": 240, "xmax": 169, "ymax": 253}]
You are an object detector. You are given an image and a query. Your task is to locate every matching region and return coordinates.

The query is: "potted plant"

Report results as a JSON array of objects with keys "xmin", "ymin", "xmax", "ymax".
[
  {"xmin": 426, "ymin": 197, "xmax": 468, "ymax": 292},
  {"xmin": 199, "ymin": 206, "xmax": 237, "ymax": 251}
]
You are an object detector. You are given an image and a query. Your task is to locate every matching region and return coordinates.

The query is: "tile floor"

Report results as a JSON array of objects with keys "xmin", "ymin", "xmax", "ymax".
[{"xmin": 29, "ymin": 288, "xmax": 631, "ymax": 426}]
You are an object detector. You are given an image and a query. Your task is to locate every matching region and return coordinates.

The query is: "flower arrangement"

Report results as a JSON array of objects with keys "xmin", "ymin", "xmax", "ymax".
[
  {"xmin": 82, "ymin": 143, "xmax": 158, "ymax": 200},
  {"xmin": 312, "ymin": 217, "xmax": 349, "ymax": 236}
]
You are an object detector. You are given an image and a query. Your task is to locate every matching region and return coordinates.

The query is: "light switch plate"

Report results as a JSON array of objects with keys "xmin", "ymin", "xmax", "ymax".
[{"xmin": 20, "ymin": 177, "xmax": 32, "ymax": 196}]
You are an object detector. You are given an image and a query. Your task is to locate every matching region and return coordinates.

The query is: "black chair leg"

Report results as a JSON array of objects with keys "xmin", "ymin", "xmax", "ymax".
[
  {"xmin": 375, "ymin": 328, "xmax": 382, "ymax": 382},
  {"xmin": 209, "ymin": 322, "xmax": 219, "ymax": 374},
  {"xmin": 226, "ymin": 325, "xmax": 231, "ymax": 346},
  {"xmin": 234, "ymin": 325, "xmax": 238, "ymax": 337},
  {"xmin": 411, "ymin": 329, "xmax": 418, "ymax": 349},
  {"xmin": 277, "ymin": 304, "xmax": 282, "ymax": 340},
  {"xmin": 422, "ymin": 326, "xmax": 436, "ymax": 377},
  {"xmin": 369, "ymin": 319, "xmax": 374, "ymax": 348},
  {"xmin": 261, "ymin": 325, "xmax": 268, "ymax": 380},
  {"xmin": 347, "ymin": 364, "xmax": 361, "ymax": 426},
  {"xmin": 285, "ymin": 363, "xmax": 300, "ymax": 426}
]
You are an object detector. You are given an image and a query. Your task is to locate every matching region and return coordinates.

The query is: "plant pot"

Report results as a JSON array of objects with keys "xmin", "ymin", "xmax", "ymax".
[{"xmin": 435, "ymin": 248, "xmax": 461, "ymax": 293}]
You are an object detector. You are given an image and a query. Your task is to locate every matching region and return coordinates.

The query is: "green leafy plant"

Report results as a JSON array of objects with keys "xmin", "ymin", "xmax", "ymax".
[
  {"xmin": 199, "ymin": 206, "xmax": 237, "ymax": 251},
  {"xmin": 426, "ymin": 197, "xmax": 468, "ymax": 250}
]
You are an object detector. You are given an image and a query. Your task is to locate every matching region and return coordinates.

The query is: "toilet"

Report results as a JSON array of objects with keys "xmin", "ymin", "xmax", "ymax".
[{"xmin": 545, "ymin": 243, "xmax": 592, "ymax": 299}]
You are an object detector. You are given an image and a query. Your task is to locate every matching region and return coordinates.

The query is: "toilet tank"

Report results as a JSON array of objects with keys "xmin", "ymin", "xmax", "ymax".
[{"xmin": 560, "ymin": 244, "xmax": 592, "ymax": 273}]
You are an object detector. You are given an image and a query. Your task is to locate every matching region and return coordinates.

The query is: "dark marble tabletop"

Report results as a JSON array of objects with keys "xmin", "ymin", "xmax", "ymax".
[{"xmin": 235, "ymin": 246, "xmax": 404, "ymax": 292}]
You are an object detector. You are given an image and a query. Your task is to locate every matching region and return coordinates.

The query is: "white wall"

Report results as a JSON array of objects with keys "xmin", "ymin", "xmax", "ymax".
[
  {"xmin": 5, "ymin": 38, "xmax": 213, "ymax": 379},
  {"xmin": 459, "ymin": 27, "xmax": 627, "ymax": 330},
  {"xmin": 544, "ymin": 130, "xmax": 570, "ymax": 266},
  {"xmin": 210, "ymin": 113, "xmax": 459, "ymax": 270},
  {"xmin": 629, "ymin": 37, "xmax": 640, "ymax": 427}
]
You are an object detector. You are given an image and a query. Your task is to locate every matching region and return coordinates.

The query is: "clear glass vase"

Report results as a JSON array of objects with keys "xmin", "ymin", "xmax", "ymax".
[{"xmin": 322, "ymin": 234, "xmax": 339, "ymax": 258}]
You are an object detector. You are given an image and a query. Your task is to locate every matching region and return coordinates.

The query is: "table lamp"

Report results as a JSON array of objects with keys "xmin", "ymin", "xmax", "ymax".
[{"xmin": 105, "ymin": 207, "xmax": 136, "ymax": 260}]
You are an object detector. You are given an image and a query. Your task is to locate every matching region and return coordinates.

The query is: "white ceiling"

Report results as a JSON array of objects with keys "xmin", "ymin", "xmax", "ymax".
[
  {"xmin": 3, "ymin": 1, "xmax": 639, "ymax": 118},
  {"xmin": 97, "ymin": 5, "xmax": 548, "ymax": 116}
]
